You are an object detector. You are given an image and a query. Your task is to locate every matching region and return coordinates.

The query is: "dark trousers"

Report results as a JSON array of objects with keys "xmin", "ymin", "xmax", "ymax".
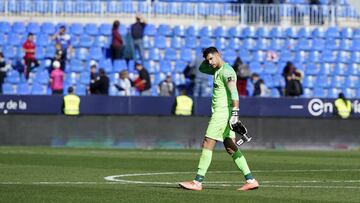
[{"xmin": 24, "ymin": 58, "xmax": 39, "ymax": 79}]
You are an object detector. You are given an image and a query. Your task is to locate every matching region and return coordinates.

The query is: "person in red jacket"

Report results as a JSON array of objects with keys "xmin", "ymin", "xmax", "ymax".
[
  {"xmin": 22, "ymin": 33, "xmax": 39, "ymax": 79},
  {"xmin": 111, "ymin": 20, "xmax": 124, "ymax": 62}
]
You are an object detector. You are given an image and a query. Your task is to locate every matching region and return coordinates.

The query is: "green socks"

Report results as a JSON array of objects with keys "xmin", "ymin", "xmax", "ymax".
[
  {"xmin": 194, "ymin": 148, "xmax": 213, "ymax": 182},
  {"xmin": 232, "ymin": 150, "xmax": 254, "ymax": 180}
]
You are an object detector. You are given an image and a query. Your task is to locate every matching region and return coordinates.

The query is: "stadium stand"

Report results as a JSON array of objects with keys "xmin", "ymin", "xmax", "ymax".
[{"xmin": 0, "ymin": 0, "xmax": 359, "ymax": 98}]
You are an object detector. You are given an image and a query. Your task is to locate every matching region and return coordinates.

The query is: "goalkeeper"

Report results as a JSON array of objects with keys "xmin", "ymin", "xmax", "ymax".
[{"xmin": 179, "ymin": 47, "xmax": 259, "ymax": 191}]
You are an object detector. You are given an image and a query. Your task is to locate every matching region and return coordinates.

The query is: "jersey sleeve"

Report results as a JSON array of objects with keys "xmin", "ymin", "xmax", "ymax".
[
  {"xmin": 222, "ymin": 66, "xmax": 239, "ymax": 101},
  {"xmin": 199, "ymin": 61, "xmax": 216, "ymax": 75}
]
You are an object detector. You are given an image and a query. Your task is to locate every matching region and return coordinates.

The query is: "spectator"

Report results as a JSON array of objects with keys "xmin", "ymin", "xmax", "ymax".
[
  {"xmin": 54, "ymin": 43, "xmax": 66, "ymax": 71},
  {"xmin": 282, "ymin": 62, "xmax": 303, "ymax": 97},
  {"xmin": 123, "ymin": 28, "xmax": 135, "ymax": 65},
  {"xmin": 190, "ymin": 53, "xmax": 208, "ymax": 97},
  {"xmin": 251, "ymin": 73, "xmax": 270, "ymax": 97},
  {"xmin": 115, "ymin": 70, "xmax": 133, "ymax": 96},
  {"xmin": 53, "ymin": 25, "xmax": 72, "ymax": 69},
  {"xmin": 171, "ymin": 87, "xmax": 193, "ymax": 116},
  {"xmin": 134, "ymin": 62, "xmax": 151, "ymax": 96},
  {"xmin": 232, "ymin": 57, "xmax": 251, "ymax": 96},
  {"xmin": 131, "ymin": 14, "xmax": 146, "ymax": 64},
  {"xmin": 63, "ymin": 86, "xmax": 80, "ymax": 116},
  {"xmin": 22, "ymin": 33, "xmax": 39, "ymax": 79},
  {"xmin": 334, "ymin": 93, "xmax": 352, "ymax": 119},
  {"xmin": 92, "ymin": 68, "xmax": 109, "ymax": 95},
  {"xmin": 111, "ymin": 20, "xmax": 124, "ymax": 62},
  {"xmin": 49, "ymin": 60, "xmax": 65, "ymax": 95},
  {"xmin": 159, "ymin": 74, "xmax": 176, "ymax": 96},
  {"xmin": 89, "ymin": 65, "xmax": 98, "ymax": 94},
  {"xmin": 0, "ymin": 52, "xmax": 10, "ymax": 94}
]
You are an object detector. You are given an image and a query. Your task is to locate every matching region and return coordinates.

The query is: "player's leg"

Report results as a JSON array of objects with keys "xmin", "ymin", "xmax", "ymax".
[
  {"xmin": 223, "ymin": 137, "xmax": 259, "ymax": 191},
  {"xmin": 179, "ymin": 137, "xmax": 216, "ymax": 191}
]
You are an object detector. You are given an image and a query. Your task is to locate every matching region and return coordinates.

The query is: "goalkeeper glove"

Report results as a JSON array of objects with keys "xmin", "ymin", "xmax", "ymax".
[{"xmin": 229, "ymin": 108, "xmax": 239, "ymax": 130}]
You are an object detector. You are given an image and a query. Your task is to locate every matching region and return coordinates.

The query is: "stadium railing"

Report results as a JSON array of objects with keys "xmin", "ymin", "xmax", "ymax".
[{"xmin": 0, "ymin": 0, "xmax": 359, "ymax": 26}]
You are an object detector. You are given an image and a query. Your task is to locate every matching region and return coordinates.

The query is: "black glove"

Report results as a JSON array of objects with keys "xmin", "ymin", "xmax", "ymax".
[{"xmin": 231, "ymin": 120, "xmax": 252, "ymax": 146}]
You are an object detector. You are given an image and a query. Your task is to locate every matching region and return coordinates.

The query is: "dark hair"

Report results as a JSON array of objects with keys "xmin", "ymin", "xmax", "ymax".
[
  {"xmin": 99, "ymin": 68, "xmax": 105, "ymax": 75},
  {"xmin": 251, "ymin": 73, "xmax": 259, "ymax": 78},
  {"xmin": 0, "ymin": 52, "xmax": 3, "ymax": 58},
  {"xmin": 60, "ymin": 25, "xmax": 66, "ymax": 30},
  {"xmin": 112, "ymin": 20, "xmax": 120, "ymax": 30},
  {"xmin": 67, "ymin": 86, "xmax": 74, "ymax": 93},
  {"xmin": 28, "ymin": 32, "xmax": 34, "ymax": 37},
  {"xmin": 90, "ymin": 64, "xmax": 97, "ymax": 69},
  {"xmin": 202, "ymin": 47, "xmax": 219, "ymax": 58}
]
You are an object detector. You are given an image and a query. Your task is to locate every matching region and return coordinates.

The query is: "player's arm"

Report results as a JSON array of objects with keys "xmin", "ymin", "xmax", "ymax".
[{"xmin": 199, "ymin": 61, "xmax": 215, "ymax": 75}]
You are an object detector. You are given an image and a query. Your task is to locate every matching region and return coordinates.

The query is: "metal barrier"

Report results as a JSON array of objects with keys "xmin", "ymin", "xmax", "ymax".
[{"xmin": 0, "ymin": 0, "xmax": 359, "ymax": 26}]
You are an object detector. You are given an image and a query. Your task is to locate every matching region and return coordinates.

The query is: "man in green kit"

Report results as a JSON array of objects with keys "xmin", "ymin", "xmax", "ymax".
[{"xmin": 179, "ymin": 47, "xmax": 259, "ymax": 191}]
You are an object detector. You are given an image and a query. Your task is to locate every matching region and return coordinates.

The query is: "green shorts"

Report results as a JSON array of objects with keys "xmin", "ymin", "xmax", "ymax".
[{"xmin": 205, "ymin": 109, "xmax": 235, "ymax": 142}]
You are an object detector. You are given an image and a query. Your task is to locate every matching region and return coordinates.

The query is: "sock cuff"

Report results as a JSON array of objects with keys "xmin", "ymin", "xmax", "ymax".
[{"xmin": 232, "ymin": 150, "xmax": 243, "ymax": 160}]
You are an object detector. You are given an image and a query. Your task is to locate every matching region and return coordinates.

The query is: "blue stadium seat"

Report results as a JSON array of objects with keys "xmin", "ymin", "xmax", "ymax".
[
  {"xmin": 70, "ymin": 23, "xmax": 84, "ymax": 35},
  {"xmin": 347, "ymin": 63, "xmax": 359, "ymax": 75},
  {"xmin": 321, "ymin": 50, "xmax": 335, "ymax": 63},
  {"xmin": 223, "ymin": 49, "xmax": 237, "ymax": 64},
  {"xmin": 297, "ymin": 39, "xmax": 311, "ymax": 51},
  {"xmin": 35, "ymin": 47, "xmax": 45, "ymax": 60},
  {"xmin": 2, "ymin": 83, "xmax": 15, "ymax": 95},
  {"xmin": 302, "ymin": 88, "xmax": 313, "ymax": 98},
  {"xmin": 298, "ymin": 27, "xmax": 312, "ymax": 38},
  {"xmin": 242, "ymin": 38, "xmax": 255, "ymax": 50},
  {"xmin": 199, "ymin": 26, "xmax": 213, "ymax": 38},
  {"xmin": 339, "ymin": 39, "xmax": 352, "ymax": 51},
  {"xmin": 173, "ymin": 25, "xmax": 185, "ymax": 37},
  {"xmin": 185, "ymin": 26, "xmax": 199, "ymax": 37},
  {"xmin": 311, "ymin": 38, "xmax": 325, "ymax": 51},
  {"xmin": 270, "ymin": 88, "xmax": 281, "ymax": 98},
  {"xmin": 85, "ymin": 23, "xmax": 98, "ymax": 36},
  {"xmin": 256, "ymin": 27, "xmax": 270, "ymax": 38},
  {"xmin": 270, "ymin": 27, "xmax": 283, "ymax": 38},
  {"xmin": 144, "ymin": 24, "xmax": 157, "ymax": 36},
  {"xmin": 280, "ymin": 50, "xmax": 294, "ymax": 62},
  {"xmin": 239, "ymin": 49, "xmax": 252, "ymax": 63},
  {"xmin": 99, "ymin": 58, "xmax": 113, "ymax": 73},
  {"xmin": 75, "ymin": 48, "xmax": 89, "ymax": 60},
  {"xmin": 174, "ymin": 60, "xmax": 187, "ymax": 72},
  {"xmin": 302, "ymin": 75, "xmax": 315, "ymax": 88},
  {"xmin": 228, "ymin": 26, "xmax": 241, "ymax": 38},
  {"xmin": 159, "ymin": 60, "xmax": 172, "ymax": 73},
  {"xmin": 33, "ymin": 71, "xmax": 49, "ymax": 85},
  {"xmin": 6, "ymin": 70, "xmax": 21, "ymax": 84},
  {"xmin": 305, "ymin": 63, "xmax": 320, "ymax": 75},
  {"xmin": 262, "ymin": 74, "xmax": 274, "ymax": 88},
  {"xmin": 252, "ymin": 51, "xmax": 265, "ymax": 63},
  {"xmin": 316, "ymin": 75, "xmax": 330, "ymax": 88},
  {"xmin": 282, "ymin": 39, "xmax": 296, "ymax": 51},
  {"xmin": 154, "ymin": 35, "xmax": 167, "ymax": 49},
  {"xmin": 89, "ymin": 47, "xmax": 103, "ymax": 61},
  {"xmin": 70, "ymin": 59, "xmax": 85, "ymax": 73},
  {"xmin": 41, "ymin": 22, "xmax": 55, "ymax": 35},
  {"xmin": 254, "ymin": 38, "xmax": 269, "ymax": 51},
  {"xmin": 312, "ymin": 27, "xmax": 325, "ymax": 38},
  {"xmin": 7, "ymin": 34, "xmax": 21, "ymax": 46},
  {"xmin": 93, "ymin": 35, "xmax": 110, "ymax": 48},
  {"xmin": 180, "ymin": 48, "xmax": 193, "ymax": 62},
  {"xmin": 112, "ymin": 59, "xmax": 126, "ymax": 73},
  {"xmin": 350, "ymin": 39, "xmax": 360, "ymax": 51},
  {"xmin": 345, "ymin": 75, "xmax": 359, "ymax": 88},
  {"xmin": 170, "ymin": 37, "xmax": 182, "ymax": 49},
  {"xmin": 334, "ymin": 63, "xmax": 348, "ymax": 75},
  {"xmin": 249, "ymin": 62, "xmax": 263, "ymax": 74},
  {"xmin": 0, "ymin": 21, "xmax": 11, "ymax": 33},
  {"xmin": 0, "ymin": 33, "xmax": 5, "ymax": 46},
  {"xmin": 227, "ymin": 38, "xmax": 240, "ymax": 51},
  {"xmin": 143, "ymin": 36, "xmax": 151, "ymax": 49},
  {"xmin": 264, "ymin": 62, "xmax": 277, "ymax": 75},
  {"xmin": 341, "ymin": 27, "xmax": 353, "ymax": 39},
  {"xmin": 350, "ymin": 52, "xmax": 360, "ymax": 64},
  {"xmin": 269, "ymin": 39, "xmax": 283, "ymax": 51},
  {"xmin": 307, "ymin": 51, "xmax": 321, "ymax": 63},
  {"xmin": 285, "ymin": 27, "xmax": 297, "ymax": 38},
  {"xmin": 17, "ymin": 83, "xmax": 30, "ymax": 95},
  {"xmin": 164, "ymin": 48, "xmax": 177, "ymax": 61},
  {"xmin": 337, "ymin": 51, "xmax": 349, "ymax": 63},
  {"xmin": 313, "ymin": 87, "xmax": 327, "ymax": 98},
  {"xmin": 78, "ymin": 35, "xmax": 93, "ymax": 48},
  {"xmin": 185, "ymin": 36, "xmax": 197, "ymax": 49},
  {"xmin": 145, "ymin": 60, "xmax": 158, "ymax": 73},
  {"xmin": 75, "ymin": 84, "xmax": 87, "ymax": 96},
  {"xmin": 12, "ymin": 22, "xmax": 26, "ymax": 34},
  {"xmin": 199, "ymin": 37, "xmax": 213, "ymax": 49},
  {"xmin": 319, "ymin": 63, "xmax": 334, "ymax": 75},
  {"xmin": 35, "ymin": 34, "xmax": 50, "ymax": 47},
  {"xmin": 27, "ymin": 22, "xmax": 40, "ymax": 34},
  {"xmin": 99, "ymin": 23, "xmax": 111, "ymax": 36},
  {"xmin": 149, "ymin": 48, "xmax": 161, "ymax": 61},
  {"xmin": 326, "ymin": 27, "xmax": 340, "ymax": 38},
  {"xmin": 214, "ymin": 26, "xmax": 227, "ymax": 38},
  {"xmin": 44, "ymin": 45, "xmax": 56, "ymax": 58},
  {"xmin": 331, "ymin": 75, "xmax": 345, "ymax": 88},
  {"xmin": 328, "ymin": 88, "xmax": 341, "ymax": 98},
  {"xmin": 242, "ymin": 27, "xmax": 256, "ymax": 38},
  {"xmin": 215, "ymin": 37, "xmax": 226, "ymax": 50},
  {"xmin": 158, "ymin": 24, "xmax": 172, "ymax": 36},
  {"xmin": 324, "ymin": 38, "xmax": 338, "ymax": 50}
]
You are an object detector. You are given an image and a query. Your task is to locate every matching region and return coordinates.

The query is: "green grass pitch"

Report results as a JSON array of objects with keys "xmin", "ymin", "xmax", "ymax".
[{"xmin": 0, "ymin": 147, "xmax": 359, "ymax": 203}]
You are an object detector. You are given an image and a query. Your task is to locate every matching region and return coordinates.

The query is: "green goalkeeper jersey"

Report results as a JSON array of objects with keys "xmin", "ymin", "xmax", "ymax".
[{"xmin": 199, "ymin": 62, "xmax": 238, "ymax": 112}]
